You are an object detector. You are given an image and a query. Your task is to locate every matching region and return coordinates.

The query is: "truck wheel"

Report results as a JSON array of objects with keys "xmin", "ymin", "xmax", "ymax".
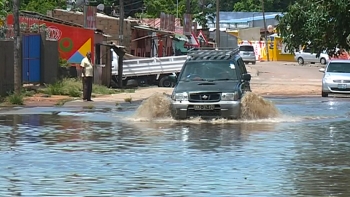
[
  {"xmin": 126, "ymin": 79, "xmax": 138, "ymax": 88},
  {"xmin": 159, "ymin": 76, "xmax": 174, "ymax": 87}
]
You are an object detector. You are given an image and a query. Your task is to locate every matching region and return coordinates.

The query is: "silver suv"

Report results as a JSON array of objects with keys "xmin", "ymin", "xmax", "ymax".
[
  {"xmin": 239, "ymin": 45, "xmax": 256, "ymax": 65},
  {"xmin": 169, "ymin": 49, "xmax": 252, "ymax": 120}
]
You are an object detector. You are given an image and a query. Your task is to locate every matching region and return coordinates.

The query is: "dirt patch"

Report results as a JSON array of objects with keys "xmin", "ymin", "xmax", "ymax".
[
  {"xmin": 23, "ymin": 94, "xmax": 73, "ymax": 107},
  {"xmin": 251, "ymin": 84, "xmax": 321, "ymax": 96}
]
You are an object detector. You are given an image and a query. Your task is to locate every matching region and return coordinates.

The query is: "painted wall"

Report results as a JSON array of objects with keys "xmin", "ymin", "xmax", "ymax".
[{"xmin": 7, "ymin": 14, "xmax": 95, "ymax": 64}]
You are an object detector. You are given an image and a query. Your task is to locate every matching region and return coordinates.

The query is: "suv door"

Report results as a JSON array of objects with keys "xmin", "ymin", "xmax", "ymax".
[
  {"xmin": 235, "ymin": 56, "xmax": 248, "ymax": 74},
  {"xmin": 235, "ymin": 56, "xmax": 251, "ymax": 92}
]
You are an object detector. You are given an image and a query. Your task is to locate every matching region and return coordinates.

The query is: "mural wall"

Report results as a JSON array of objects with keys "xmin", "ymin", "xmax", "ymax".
[{"xmin": 7, "ymin": 15, "xmax": 95, "ymax": 64}]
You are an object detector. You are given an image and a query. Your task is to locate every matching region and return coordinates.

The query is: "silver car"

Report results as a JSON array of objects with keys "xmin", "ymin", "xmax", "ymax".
[
  {"xmin": 319, "ymin": 60, "xmax": 350, "ymax": 97},
  {"xmin": 295, "ymin": 48, "xmax": 329, "ymax": 65},
  {"xmin": 239, "ymin": 45, "xmax": 256, "ymax": 64}
]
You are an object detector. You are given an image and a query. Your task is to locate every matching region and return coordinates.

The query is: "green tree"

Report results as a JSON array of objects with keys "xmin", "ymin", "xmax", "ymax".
[
  {"xmin": 0, "ymin": 0, "xmax": 7, "ymax": 20},
  {"xmin": 276, "ymin": 0, "xmax": 350, "ymax": 55},
  {"xmin": 21, "ymin": 0, "xmax": 66, "ymax": 15}
]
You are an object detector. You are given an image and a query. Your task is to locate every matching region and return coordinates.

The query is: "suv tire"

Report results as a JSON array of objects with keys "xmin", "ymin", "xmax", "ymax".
[
  {"xmin": 321, "ymin": 91, "xmax": 328, "ymax": 97},
  {"xmin": 320, "ymin": 58, "xmax": 327, "ymax": 65}
]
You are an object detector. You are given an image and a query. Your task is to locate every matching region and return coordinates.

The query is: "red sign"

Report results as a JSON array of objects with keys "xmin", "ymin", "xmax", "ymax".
[
  {"xmin": 197, "ymin": 30, "xmax": 208, "ymax": 44},
  {"xmin": 183, "ymin": 14, "xmax": 192, "ymax": 35},
  {"xmin": 84, "ymin": 6, "xmax": 97, "ymax": 29}
]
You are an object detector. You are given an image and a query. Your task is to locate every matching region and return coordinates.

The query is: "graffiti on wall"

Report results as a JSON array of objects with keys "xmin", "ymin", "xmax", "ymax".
[{"xmin": 7, "ymin": 14, "xmax": 95, "ymax": 63}]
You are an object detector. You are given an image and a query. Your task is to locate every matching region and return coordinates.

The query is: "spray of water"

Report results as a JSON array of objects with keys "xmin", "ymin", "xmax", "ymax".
[
  {"xmin": 240, "ymin": 92, "xmax": 280, "ymax": 120},
  {"xmin": 134, "ymin": 92, "xmax": 172, "ymax": 120},
  {"xmin": 133, "ymin": 92, "xmax": 280, "ymax": 121}
]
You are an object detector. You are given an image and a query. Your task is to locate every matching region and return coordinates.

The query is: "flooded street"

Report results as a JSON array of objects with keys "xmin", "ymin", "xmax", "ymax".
[{"xmin": 1, "ymin": 97, "xmax": 350, "ymax": 196}]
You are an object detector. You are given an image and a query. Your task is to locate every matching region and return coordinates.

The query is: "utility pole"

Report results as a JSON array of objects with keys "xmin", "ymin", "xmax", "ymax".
[
  {"xmin": 118, "ymin": 0, "xmax": 124, "ymax": 88},
  {"xmin": 13, "ymin": 0, "xmax": 21, "ymax": 94},
  {"xmin": 262, "ymin": 0, "xmax": 270, "ymax": 61},
  {"xmin": 186, "ymin": 0, "xmax": 190, "ymax": 13},
  {"xmin": 215, "ymin": 0, "xmax": 220, "ymax": 49}
]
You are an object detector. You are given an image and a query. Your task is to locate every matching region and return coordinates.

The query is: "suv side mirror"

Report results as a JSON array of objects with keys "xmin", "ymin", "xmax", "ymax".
[
  {"xmin": 319, "ymin": 68, "xmax": 325, "ymax": 73},
  {"xmin": 242, "ymin": 73, "xmax": 251, "ymax": 81}
]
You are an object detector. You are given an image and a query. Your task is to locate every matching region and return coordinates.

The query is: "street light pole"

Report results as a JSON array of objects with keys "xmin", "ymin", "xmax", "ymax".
[
  {"xmin": 215, "ymin": 0, "xmax": 220, "ymax": 49},
  {"xmin": 262, "ymin": 0, "xmax": 270, "ymax": 61}
]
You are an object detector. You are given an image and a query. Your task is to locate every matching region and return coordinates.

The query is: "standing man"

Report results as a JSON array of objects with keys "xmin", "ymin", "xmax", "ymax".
[{"xmin": 80, "ymin": 52, "xmax": 94, "ymax": 101}]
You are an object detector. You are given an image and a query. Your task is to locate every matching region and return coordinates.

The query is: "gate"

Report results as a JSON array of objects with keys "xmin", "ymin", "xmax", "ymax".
[{"xmin": 22, "ymin": 34, "xmax": 41, "ymax": 83}]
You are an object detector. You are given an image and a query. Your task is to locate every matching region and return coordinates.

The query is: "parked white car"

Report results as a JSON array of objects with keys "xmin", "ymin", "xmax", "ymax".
[
  {"xmin": 294, "ymin": 48, "xmax": 329, "ymax": 65},
  {"xmin": 319, "ymin": 60, "xmax": 350, "ymax": 97}
]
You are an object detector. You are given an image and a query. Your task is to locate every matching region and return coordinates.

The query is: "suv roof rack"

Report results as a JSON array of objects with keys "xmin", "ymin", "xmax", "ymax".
[{"xmin": 187, "ymin": 47, "xmax": 240, "ymax": 61}]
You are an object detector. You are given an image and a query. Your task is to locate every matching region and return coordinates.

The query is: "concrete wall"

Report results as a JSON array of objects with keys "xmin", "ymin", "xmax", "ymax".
[
  {"xmin": 0, "ymin": 35, "xmax": 59, "ymax": 96},
  {"xmin": 250, "ymin": 18, "xmax": 279, "ymax": 28},
  {"xmin": 0, "ymin": 40, "xmax": 15, "ymax": 96},
  {"xmin": 49, "ymin": 9, "xmax": 133, "ymax": 51},
  {"xmin": 238, "ymin": 27, "xmax": 261, "ymax": 41},
  {"xmin": 41, "ymin": 38, "xmax": 59, "ymax": 84}
]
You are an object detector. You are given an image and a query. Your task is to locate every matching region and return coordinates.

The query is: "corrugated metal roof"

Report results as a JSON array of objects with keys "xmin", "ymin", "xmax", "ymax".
[
  {"xmin": 217, "ymin": 12, "xmax": 282, "ymax": 21},
  {"xmin": 218, "ymin": 14, "xmax": 282, "ymax": 24}
]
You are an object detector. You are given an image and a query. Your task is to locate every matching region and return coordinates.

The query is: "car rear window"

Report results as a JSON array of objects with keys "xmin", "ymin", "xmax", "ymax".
[{"xmin": 239, "ymin": 45, "xmax": 254, "ymax": 51}]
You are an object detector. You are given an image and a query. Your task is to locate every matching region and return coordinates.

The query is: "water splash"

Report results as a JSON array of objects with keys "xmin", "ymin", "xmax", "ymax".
[
  {"xmin": 240, "ymin": 92, "xmax": 280, "ymax": 120},
  {"xmin": 133, "ymin": 92, "xmax": 172, "ymax": 120},
  {"xmin": 133, "ymin": 92, "xmax": 280, "ymax": 121}
]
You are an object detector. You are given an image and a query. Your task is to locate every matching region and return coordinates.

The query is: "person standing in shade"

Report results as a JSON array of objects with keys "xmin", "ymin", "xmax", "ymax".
[{"xmin": 80, "ymin": 52, "xmax": 94, "ymax": 101}]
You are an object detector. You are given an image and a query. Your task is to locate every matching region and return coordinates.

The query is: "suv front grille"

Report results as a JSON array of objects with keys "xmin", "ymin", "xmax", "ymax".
[{"xmin": 189, "ymin": 92, "xmax": 221, "ymax": 102}]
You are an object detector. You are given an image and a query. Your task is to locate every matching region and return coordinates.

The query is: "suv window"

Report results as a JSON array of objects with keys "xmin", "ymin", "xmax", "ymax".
[
  {"xmin": 179, "ymin": 60, "xmax": 240, "ymax": 81},
  {"xmin": 239, "ymin": 45, "xmax": 254, "ymax": 51}
]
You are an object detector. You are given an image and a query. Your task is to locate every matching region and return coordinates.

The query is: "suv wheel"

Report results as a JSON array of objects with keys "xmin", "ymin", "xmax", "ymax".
[
  {"xmin": 321, "ymin": 91, "xmax": 328, "ymax": 97},
  {"xmin": 320, "ymin": 58, "xmax": 326, "ymax": 65},
  {"xmin": 298, "ymin": 57, "xmax": 304, "ymax": 65}
]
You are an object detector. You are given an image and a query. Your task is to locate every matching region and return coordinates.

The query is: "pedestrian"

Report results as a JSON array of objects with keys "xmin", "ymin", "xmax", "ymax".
[{"xmin": 80, "ymin": 52, "xmax": 94, "ymax": 102}]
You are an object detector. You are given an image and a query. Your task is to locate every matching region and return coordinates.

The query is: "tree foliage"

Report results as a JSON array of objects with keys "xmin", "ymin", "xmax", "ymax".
[
  {"xmin": 0, "ymin": 0, "xmax": 7, "ymax": 20},
  {"xmin": 277, "ymin": 0, "xmax": 350, "ymax": 55}
]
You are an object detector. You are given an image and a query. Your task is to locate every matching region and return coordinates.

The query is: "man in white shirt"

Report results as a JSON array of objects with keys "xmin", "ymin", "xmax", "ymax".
[{"xmin": 80, "ymin": 52, "xmax": 94, "ymax": 101}]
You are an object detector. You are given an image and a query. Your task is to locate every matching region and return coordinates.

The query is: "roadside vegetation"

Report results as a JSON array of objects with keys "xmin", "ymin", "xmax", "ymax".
[
  {"xmin": 0, "ymin": 78, "xmax": 135, "ymax": 106},
  {"xmin": 40, "ymin": 78, "xmax": 135, "ymax": 97}
]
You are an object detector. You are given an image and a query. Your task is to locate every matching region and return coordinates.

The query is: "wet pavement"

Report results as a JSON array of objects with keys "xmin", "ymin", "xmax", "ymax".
[{"xmin": 0, "ymin": 97, "xmax": 350, "ymax": 196}]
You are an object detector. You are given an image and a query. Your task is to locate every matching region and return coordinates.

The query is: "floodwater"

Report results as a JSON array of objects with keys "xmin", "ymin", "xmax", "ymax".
[{"xmin": 0, "ymin": 95, "xmax": 350, "ymax": 196}]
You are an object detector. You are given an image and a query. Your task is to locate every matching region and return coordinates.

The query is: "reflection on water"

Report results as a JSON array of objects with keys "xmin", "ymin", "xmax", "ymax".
[{"xmin": 0, "ymin": 98, "xmax": 350, "ymax": 196}]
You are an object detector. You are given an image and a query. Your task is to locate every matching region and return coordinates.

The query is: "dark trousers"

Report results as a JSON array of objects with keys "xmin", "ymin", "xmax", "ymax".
[{"xmin": 82, "ymin": 76, "xmax": 93, "ymax": 100}]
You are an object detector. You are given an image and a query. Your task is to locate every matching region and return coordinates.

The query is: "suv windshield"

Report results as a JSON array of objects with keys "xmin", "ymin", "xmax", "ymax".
[
  {"xmin": 327, "ymin": 62, "xmax": 350, "ymax": 73},
  {"xmin": 180, "ymin": 61, "xmax": 239, "ymax": 81},
  {"xmin": 239, "ymin": 45, "xmax": 254, "ymax": 51}
]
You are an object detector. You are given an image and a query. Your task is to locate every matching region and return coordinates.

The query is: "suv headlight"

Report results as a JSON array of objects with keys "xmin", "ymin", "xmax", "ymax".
[
  {"xmin": 172, "ymin": 92, "xmax": 188, "ymax": 101},
  {"xmin": 221, "ymin": 92, "xmax": 239, "ymax": 101}
]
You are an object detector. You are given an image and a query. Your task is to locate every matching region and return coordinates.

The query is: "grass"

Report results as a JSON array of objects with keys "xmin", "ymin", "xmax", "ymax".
[
  {"xmin": 41, "ymin": 78, "xmax": 136, "ymax": 97},
  {"xmin": 124, "ymin": 97, "xmax": 132, "ymax": 103},
  {"xmin": 6, "ymin": 93, "xmax": 24, "ymax": 105}
]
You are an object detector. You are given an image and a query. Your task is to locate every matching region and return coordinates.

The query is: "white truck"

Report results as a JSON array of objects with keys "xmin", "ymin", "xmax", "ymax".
[{"xmin": 111, "ymin": 50, "xmax": 187, "ymax": 87}]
